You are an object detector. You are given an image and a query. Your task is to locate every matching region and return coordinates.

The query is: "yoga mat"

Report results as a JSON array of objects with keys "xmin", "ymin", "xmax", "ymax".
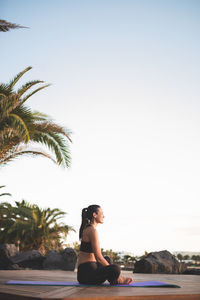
[{"xmin": 6, "ymin": 280, "xmax": 180, "ymax": 288}]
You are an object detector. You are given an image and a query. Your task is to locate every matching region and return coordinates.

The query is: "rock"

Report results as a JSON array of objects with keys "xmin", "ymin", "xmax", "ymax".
[
  {"xmin": 0, "ymin": 244, "xmax": 77, "ymax": 270},
  {"xmin": 0, "ymin": 244, "xmax": 19, "ymax": 270},
  {"xmin": 183, "ymin": 268, "xmax": 200, "ymax": 275},
  {"xmin": 11, "ymin": 250, "xmax": 45, "ymax": 269},
  {"xmin": 9, "ymin": 264, "xmax": 22, "ymax": 270},
  {"xmin": 61, "ymin": 248, "xmax": 77, "ymax": 271},
  {"xmin": 43, "ymin": 248, "xmax": 77, "ymax": 271},
  {"xmin": 43, "ymin": 250, "xmax": 64, "ymax": 270},
  {"xmin": 134, "ymin": 250, "xmax": 187, "ymax": 274}
]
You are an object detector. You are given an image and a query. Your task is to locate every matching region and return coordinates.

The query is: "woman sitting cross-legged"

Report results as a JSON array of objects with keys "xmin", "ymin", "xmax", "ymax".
[{"xmin": 77, "ymin": 205, "xmax": 133, "ymax": 285}]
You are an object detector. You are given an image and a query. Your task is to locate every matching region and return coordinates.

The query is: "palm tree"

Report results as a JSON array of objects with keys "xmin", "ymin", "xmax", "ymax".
[
  {"xmin": 183, "ymin": 255, "xmax": 190, "ymax": 261},
  {"xmin": 73, "ymin": 241, "xmax": 80, "ymax": 253},
  {"xmin": 101, "ymin": 248, "xmax": 121, "ymax": 263},
  {"xmin": 177, "ymin": 253, "xmax": 183, "ymax": 262},
  {"xmin": 0, "ymin": 185, "xmax": 11, "ymax": 197},
  {"xmin": 0, "ymin": 67, "xmax": 72, "ymax": 167},
  {"xmin": 123, "ymin": 255, "xmax": 132, "ymax": 267},
  {"xmin": 0, "ymin": 19, "xmax": 27, "ymax": 32},
  {"xmin": 0, "ymin": 200, "xmax": 74, "ymax": 254}
]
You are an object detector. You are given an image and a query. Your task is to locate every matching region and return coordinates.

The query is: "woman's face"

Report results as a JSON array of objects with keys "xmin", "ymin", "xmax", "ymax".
[{"xmin": 94, "ymin": 207, "xmax": 104, "ymax": 224}]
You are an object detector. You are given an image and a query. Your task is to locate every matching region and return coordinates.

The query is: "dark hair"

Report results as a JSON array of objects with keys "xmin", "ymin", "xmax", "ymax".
[{"xmin": 79, "ymin": 205, "xmax": 100, "ymax": 240}]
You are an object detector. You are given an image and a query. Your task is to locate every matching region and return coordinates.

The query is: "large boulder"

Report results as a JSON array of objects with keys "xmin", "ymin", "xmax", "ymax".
[
  {"xmin": 43, "ymin": 250, "xmax": 64, "ymax": 270},
  {"xmin": 11, "ymin": 250, "xmax": 45, "ymax": 269},
  {"xmin": 0, "ymin": 244, "xmax": 20, "ymax": 270},
  {"xmin": 134, "ymin": 250, "xmax": 186, "ymax": 274},
  {"xmin": 183, "ymin": 268, "xmax": 200, "ymax": 275},
  {"xmin": 43, "ymin": 248, "xmax": 77, "ymax": 271},
  {"xmin": 61, "ymin": 248, "xmax": 77, "ymax": 271}
]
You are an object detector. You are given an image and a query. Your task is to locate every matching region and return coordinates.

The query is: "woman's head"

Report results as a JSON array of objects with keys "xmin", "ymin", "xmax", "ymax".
[{"xmin": 79, "ymin": 205, "xmax": 103, "ymax": 239}]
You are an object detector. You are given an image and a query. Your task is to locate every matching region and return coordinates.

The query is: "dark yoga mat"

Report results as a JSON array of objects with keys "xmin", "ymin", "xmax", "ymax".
[{"xmin": 6, "ymin": 280, "xmax": 180, "ymax": 288}]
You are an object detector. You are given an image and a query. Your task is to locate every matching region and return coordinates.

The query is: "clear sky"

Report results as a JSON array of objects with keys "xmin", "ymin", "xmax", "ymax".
[{"xmin": 1, "ymin": 0, "xmax": 200, "ymax": 255}]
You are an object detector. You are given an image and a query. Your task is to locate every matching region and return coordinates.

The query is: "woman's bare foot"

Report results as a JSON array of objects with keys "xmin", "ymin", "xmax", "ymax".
[
  {"xmin": 123, "ymin": 277, "xmax": 133, "ymax": 284},
  {"xmin": 117, "ymin": 276, "xmax": 133, "ymax": 285}
]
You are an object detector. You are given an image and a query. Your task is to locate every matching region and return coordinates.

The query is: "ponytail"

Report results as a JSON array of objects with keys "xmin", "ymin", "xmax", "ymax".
[
  {"xmin": 79, "ymin": 205, "xmax": 100, "ymax": 240},
  {"xmin": 79, "ymin": 208, "xmax": 89, "ymax": 240}
]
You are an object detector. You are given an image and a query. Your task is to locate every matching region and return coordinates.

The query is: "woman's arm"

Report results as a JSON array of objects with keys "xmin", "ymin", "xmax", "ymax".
[{"xmin": 89, "ymin": 227, "xmax": 109, "ymax": 266}]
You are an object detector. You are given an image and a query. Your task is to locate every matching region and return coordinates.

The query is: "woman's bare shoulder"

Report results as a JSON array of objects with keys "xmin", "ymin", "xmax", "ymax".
[
  {"xmin": 82, "ymin": 226, "xmax": 97, "ymax": 239},
  {"xmin": 85, "ymin": 226, "xmax": 97, "ymax": 236}
]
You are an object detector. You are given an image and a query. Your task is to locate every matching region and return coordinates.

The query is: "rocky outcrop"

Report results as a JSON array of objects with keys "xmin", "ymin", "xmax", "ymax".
[
  {"xmin": 0, "ymin": 244, "xmax": 20, "ymax": 270},
  {"xmin": 61, "ymin": 248, "xmax": 77, "ymax": 271},
  {"xmin": 11, "ymin": 250, "xmax": 45, "ymax": 269},
  {"xmin": 43, "ymin": 248, "xmax": 77, "ymax": 271},
  {"xmin": 0, "ymin": 244, "xmax": 77, "ymax": 270},
  {"xmin": 43, "ymin": 250, "xmax": 64, "ymax": 270},
  {"xmin": 134, "ymin": 250, "xmax": 186, "ymax": 274},
  {"xmin": 183, "ymin": 268, "xmax": 200, "ymax": 275}
]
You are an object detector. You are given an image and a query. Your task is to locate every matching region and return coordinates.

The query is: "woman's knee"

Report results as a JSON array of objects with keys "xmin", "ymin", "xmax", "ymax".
[{"xmin": 110, "ymin": 264, "xmax": 120, "ymax": 277}]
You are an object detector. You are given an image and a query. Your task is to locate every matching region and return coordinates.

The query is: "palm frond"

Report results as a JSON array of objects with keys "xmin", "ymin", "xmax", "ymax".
[
  {"xmin": 32, "ymin": 208, "xmax": 40, "ymax": 225},
  {"xmin": 46, "ymin": 212, "xmax": 66, "ymax": 226},
  {"xmin": 32, "ymin": 111, "xmax": 49, "ymax": 121},
  {"xmin": 16, "ymin": 150, "xmax": 56, "ymax": 162},
  {"xmin": 0, "ymin": 84, "xmax": 10, "ymax": 96},
  {"xmin": 0, "ymin": 129, "xmax": 23, "ymax": 157},
  {"xmin": 0, "ymin": 19, "xmax": 28, "ymax": 32},
  {"xmin": 11, "ymin": 105, "xmax": 35, "ymax": 137},
  {"xmin": 32, "ymin": 132, "xmax": 67, "ymax": 166},
  {"xmin": 0, "ymin": 94, "xmax": 20, "ymax": 121},
  {"xmin": 17, "ymin": 80, "xmax": 44, "ymax": 97},
  {"xmin": 20, "ymin": 84, "xmax": 51, "ymax": 105},
  {"xmin": 0, "ymin": 147, "xmax": 56, "ymax": 166},
  {"xmin": 34, "ymin": 122, "xmax": 72, "ymax": 142},
  {"xmin": 0, "ymin": 137, "xmax": 22, "ymax": 165},
  {"xmin": 9, "ymin": 113, "xmax": 30, "ymax": 142},
  {"xmin": 8, "ymin": 66, "xmax": 32, "ymax": 90},
  {"xmin": 32, "ymin": 123, "xmax": 71, "ymax": 167},
  {"xmin": 0, "ymin": 92, "xmax": 7, "ymax": 101},
  {"xmin": 0, "ymin": 193, "xmax": 11, "ymax": 197},
  {"xmin": 49, "ymin": 132, "xmax": 71, "ymax": 167}
]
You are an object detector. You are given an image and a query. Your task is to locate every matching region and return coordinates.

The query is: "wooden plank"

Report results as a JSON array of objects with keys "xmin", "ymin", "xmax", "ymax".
[
  {"xmin": 55, "ymin": 286, "xmax": 200, "ymax": 300},
  {"xmin": 38, "ymin": 287, "xmax": 86, "ymax": 299},
  {"xmin": 1, "ymin": 290, "xmax": 200, "ymax": 300},
  {"xmin": 0, "ymin": 292, "xmax": 39, "ymax": 300},
  {"xmin": 0, "ymin": 270, "xmax": 199, "ymax": 300},
  {"xmin": 59, "ymin": 296, "xmax": 200, "ymax": 300}
]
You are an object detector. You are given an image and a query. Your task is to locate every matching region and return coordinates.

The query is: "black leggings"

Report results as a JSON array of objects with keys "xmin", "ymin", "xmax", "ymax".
[{"xmin": 77, "ymin": 262, "xmax": 121, "ymax": 285}]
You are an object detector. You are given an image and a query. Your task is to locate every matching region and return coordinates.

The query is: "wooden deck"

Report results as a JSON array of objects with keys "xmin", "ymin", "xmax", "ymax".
[{"xmin": 0, "ymin": 270, "xmax": 200, "ymax": 300}]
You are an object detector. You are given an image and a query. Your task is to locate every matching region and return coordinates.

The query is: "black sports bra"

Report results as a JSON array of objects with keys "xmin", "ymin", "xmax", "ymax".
[{"xmin": 80, "ymin": 241, "xmax": 93, "ymax": 253}]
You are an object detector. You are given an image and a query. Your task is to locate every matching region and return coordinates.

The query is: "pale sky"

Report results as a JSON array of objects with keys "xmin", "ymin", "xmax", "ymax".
[{"xmin": 1, "ymin": 0, "xmax": 200, "ymax": 255}]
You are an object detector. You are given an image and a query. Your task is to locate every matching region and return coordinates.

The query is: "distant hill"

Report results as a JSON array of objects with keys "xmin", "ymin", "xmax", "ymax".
[{"xmin": 173, "ymin": 251, "xmax": 200, "ymax": 256}]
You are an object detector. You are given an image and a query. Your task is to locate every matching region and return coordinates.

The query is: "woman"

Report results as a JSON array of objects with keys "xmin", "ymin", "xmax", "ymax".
[{"xmin": 77, "ymin": 204, "xmax": 133, "ymax": 285}]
